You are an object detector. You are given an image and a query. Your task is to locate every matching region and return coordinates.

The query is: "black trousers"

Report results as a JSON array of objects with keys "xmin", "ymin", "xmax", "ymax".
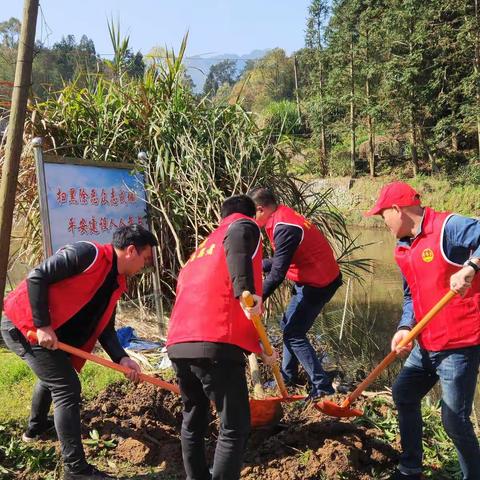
[
  {"xmin": 1, "ymin": 317, "xmax": 88, "ymax": 474},
  {"xmin": 171, "ymin": 358, "xmax": 251, "ymax": 480}
]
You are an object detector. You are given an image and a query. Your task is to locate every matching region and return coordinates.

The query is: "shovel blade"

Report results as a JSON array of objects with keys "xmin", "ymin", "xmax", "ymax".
[
  {"xmin": 314, "ymin": 399, "xmax": 363, "ymax": 418},
  {"xmin": 249, "ymin": 398, "xmax": 284, "ymax": 428},
  {"xmin": 249, "ymin": 393, "xmax": 308, "ymax": 427}
]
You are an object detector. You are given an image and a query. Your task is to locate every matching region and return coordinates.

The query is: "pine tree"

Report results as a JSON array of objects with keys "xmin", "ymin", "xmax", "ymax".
[{"xmin": 305, "ymin": 0, "xmax": 330, "ymax": 175}]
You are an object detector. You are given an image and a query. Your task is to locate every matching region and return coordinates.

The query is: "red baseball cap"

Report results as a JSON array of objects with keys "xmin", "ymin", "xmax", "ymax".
[{"xmin": 365, "ymin": 181, "xmax": 421, "ymax": 216}]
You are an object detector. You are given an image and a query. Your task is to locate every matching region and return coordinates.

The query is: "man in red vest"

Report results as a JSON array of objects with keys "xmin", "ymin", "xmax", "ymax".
[
  {"xmin": 249, "ymin": 187, "xmax": 342, "ymax": 401},
  {"xmin": 1, "ymin": 224, "xmax": 158, "ymax": 480},
  {"xmin": 366, "ymin": 181, "xmax": 480, "ymax": 480},
  {"xmin": 167, "ymin": 195, "xmax": 275, "ymax": 480}
]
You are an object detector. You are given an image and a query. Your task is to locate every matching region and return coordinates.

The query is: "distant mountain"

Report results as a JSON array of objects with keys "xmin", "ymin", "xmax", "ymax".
[{"xmin": 184, "ymin": 49, "xmax": 270, "ymax": 93}]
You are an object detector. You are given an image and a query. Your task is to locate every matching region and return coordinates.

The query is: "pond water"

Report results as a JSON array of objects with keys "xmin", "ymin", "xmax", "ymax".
[{"xmin": 324, "ymin": 227, "xmax": 402, "ymax": 360}]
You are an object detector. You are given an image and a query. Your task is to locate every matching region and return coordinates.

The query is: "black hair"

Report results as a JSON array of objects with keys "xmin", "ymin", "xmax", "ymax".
[
  {"xmin": 112, "ymin": 224, "xmax": 158, "ymax": 250},
  {"xmin": 248, "ymin": 187, "xmax": 278, "ymax": 208},
  {"xmin": 220, "ymin": 195, "xmax": 256, "ymax": 219}
]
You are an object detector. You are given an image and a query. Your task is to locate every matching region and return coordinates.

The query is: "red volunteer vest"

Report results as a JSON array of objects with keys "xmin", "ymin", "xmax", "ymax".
[
  {"xmin": 167, "ymin": 214, "xmax": 262, "ymax": 354},
  {"xmin": 395, "ymin": 207, "xmax": 480, "ymax": 351},
  {"xmin": 264, "ymin": 205, "xmax": 340, "ymax": 288},
  {"xmin": 3, "ymin": 242, "xmax": 127, "ymax": 371}
]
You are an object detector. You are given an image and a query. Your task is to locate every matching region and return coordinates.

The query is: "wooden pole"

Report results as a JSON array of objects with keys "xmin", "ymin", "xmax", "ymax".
[
  {"xmin": 293, "ymin": 55, "xmax": 301, "ymax": 122},
  {"xmin": 0, "ymin": 0, "xmax": 39, "ymax": 311},
  {"xmin": 138, "ymin": 151, "xmax": 166, "ymax": 337},
  {"xmin": 350, "ymin": 32, "xmax": 356, "ymax": 178}
]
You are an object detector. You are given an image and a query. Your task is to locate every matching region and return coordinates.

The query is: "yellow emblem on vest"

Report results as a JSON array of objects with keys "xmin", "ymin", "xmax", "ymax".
[{"xmin": 422, "ymin": 248, "xmax": 434, "ymax": 263}]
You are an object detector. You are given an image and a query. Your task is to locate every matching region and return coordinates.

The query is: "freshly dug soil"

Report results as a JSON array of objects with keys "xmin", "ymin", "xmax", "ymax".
[
  {"xmin": 81, "ymin": 382, "xmax": 400, "ymax": 479},
  {"xmin": 82, "ymin": 382, "xmax": 184, "ymax": 475}
]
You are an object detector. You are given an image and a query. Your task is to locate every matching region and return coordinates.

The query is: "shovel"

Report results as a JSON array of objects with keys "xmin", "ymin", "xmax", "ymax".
[
  {"xmin": 315, "ymin": 289, "xmax": 456, "ymax": 418},
  {"xmin": 27, "ymin": 330, "xmax": 180, "ymax": 394},
  {"xmin": 27, "ymin": 330, "xmax": 281, "ymax": 428},
  {"xmin": 242, "ymin": 291, "xmax": 306, "ymax": 428}
]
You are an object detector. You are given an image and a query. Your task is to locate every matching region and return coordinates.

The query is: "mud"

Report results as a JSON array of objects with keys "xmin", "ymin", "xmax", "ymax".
[{"xmin": 81, "ymin": 382, "xmax": 400, "ymax": 479}]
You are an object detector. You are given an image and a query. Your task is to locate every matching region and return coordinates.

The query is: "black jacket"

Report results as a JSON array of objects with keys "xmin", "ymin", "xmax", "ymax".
[{"xmin": 26, "ymin": 242, "xmax": 127, "ymax": 363}]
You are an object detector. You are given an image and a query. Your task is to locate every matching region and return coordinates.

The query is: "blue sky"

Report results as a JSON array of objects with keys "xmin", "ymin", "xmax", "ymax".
[{"xmin": 6, "ymin": 1, "xmax": 312, "ymax": 57}]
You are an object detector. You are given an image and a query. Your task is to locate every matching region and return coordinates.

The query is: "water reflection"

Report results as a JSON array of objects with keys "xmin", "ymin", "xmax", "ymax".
[{"xmin": 314, "ymin": 227, "xmax": 404, "ymax": 383}]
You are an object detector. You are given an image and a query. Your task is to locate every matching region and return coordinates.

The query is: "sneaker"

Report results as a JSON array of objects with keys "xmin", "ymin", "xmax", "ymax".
[
  {"xmin": 333, "ymin": 383, "xmax": 350, "ymax": 394},
  {"xmin": 22, "ymin": 418, "xmax": 55, "ymax": 443},
  {"xmin": 303, "ymin": 388, "xmax": 335, "ymax": 405},
  {"xmin": 389, "ymin": 469, "xmax": 422, "ymax": 480},
  {"xmin": 64, "ymin": 465, "xmax": 118, "ymax": 480},
  {"xmin": 263, "ymin": 379, "xmax": 302, "ymax": 390}
]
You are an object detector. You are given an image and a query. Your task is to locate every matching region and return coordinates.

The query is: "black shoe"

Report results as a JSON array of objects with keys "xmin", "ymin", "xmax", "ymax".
[
  {"xmin": 22, "ymin": 418, "xmax": 55, "ymax": 443},
  {"xmin": 390, "ymin": 469, "xmax": 422, "ymax": 480},
  {"xmin": 64, "ymin": 465, "xmax": 118, "ymax": 480},
  {"xmin": 303, "ymin": 388, "xmax": 334, "ymax": 405}
]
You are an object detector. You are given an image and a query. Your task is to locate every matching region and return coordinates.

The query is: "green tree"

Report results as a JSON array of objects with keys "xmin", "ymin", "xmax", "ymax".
[
  {"xmin": 356, "ymin": 0, "xmax": 389, "ymax": 177},
  {"xmin": 459, "ymin": 0, "xmax": 480, "ymax": 159},
  {"xmin": 0, "ymin": 17, "xmax": 20, "ymax": 48},
  {"xmin": 229, "ymin": 49, "xmax": 295, "ymax": 111},
  {"xmin": 382, "ymin": 0, "xmax": 437, "ymax": 176},
  {"xmin": 0, "ymin": 17, "xmax": 21, "ymax": 82},
  {"xmin": 203, "ymin": 59, "xmax": 238, "ymax": 97},
  {"xmin": 125, "ymin": 50, "xmax": 145, "ymax": 79},
  {"xmin": 325, "ymin": 0, "xmax": 363, "ymax": 177},
  {"xmin": 305, "ymin": 0, "xmax": 330, "ymax": 175}
]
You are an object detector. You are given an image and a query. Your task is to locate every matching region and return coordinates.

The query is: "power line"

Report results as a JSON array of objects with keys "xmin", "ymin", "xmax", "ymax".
[{"xmin": 38, "ymin": 5, "xmax": 53, "ymax": 46}]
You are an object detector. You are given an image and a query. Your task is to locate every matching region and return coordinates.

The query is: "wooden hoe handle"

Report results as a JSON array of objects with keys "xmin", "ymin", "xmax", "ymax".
[
  {"xmin": 342, "ymin": 289, "xmax": 456, "ymax": 408},
  {"xmin": 27, "ymin": 330, "xmax": 180, "ymax": 395},
  {"xmin": 242, "ymin": 291, "xmax": 289, "ymax": 398}
]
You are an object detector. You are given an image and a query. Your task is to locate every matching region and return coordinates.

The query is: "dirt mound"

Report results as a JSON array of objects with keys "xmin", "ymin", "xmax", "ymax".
[
  {"xmin": 81, "ymin": 383, "xmax": 399, "ymax": 479},
  {"xmin": 82, "ymin": 382, "xmax": 184, "ymax": 474},
  {"xmin": 244, "ymin": 409, "xmax": 398, "ymax": 479},
  {"xmin": 116, "ymin": 438, "xmax": 152, "ymax": 464}
]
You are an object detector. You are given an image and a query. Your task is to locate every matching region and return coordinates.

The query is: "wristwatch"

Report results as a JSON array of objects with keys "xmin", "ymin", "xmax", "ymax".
[{"xmin": 463, "ymin": 259, "xmax": 480, "ymax": 273}]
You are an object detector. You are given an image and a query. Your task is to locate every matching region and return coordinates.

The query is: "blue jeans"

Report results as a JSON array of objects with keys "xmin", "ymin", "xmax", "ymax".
[
  {"xmin": 392, "ymin": 344, "xmax": 480, "ymax": 480},
  {"xmin": 280, "ymin": 275, "xmax": 342, "ymax": 396}
]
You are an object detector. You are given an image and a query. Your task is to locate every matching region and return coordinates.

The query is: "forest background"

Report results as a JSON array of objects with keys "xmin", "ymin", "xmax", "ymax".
[{"xmin": 2, "ymin": 0, "xmax": 480, "ymax": 188}]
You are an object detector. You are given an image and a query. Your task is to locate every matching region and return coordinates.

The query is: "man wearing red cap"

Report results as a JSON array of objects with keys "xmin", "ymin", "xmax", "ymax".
[{"xmin": 366, "ymin": 181, "xmax": 480, "ymax": 480}]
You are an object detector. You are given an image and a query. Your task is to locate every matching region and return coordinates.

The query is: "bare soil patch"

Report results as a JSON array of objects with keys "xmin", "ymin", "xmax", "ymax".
[{"xmin": 81, "ymin": 382, "xmax": 399, "ymax": 479}]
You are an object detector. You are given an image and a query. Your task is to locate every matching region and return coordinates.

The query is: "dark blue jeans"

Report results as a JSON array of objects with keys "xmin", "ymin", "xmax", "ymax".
[
  {"xmin": 280, "ymin": 275, "xmax": 342, "ymax": 396},
  {"xmin": 392, "ymin": 344, "xmax": 480, "ymax": 480}
]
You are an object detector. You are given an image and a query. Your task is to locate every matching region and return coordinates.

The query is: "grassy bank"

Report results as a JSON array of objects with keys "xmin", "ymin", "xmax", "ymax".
[
  {"xmin": 0, "ymin": 348, "xmax": 124, "ymax": 479},
  {"xmin": 0, "ymin": 348, "xmax": 123, "ymax": 423},
  {"xmin": 336, "ymin": 175, "xmax": 480, "ymax": 227}
]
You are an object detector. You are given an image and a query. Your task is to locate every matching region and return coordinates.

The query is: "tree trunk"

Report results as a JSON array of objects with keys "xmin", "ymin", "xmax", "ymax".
[
  {"xmin": 451, "ymin": 129, "xmax": 459, "ymax": 151},
  {"xmin": 475, "ymin": 0, "xmax": 480, "ymax": 157},
  {"xmin": 365, "ymin": 28, "xmax": 375, "ymax": 177},
  {"xmin": 366, "ymin": 77, "xmax": 375, "ymax": 176},
  {"xmin": 406, "ymin": 18, "xmax": 420, "ymax": 177},
  {"xmin": 0, "ymin": 0, "xmax": 39, "ymax": 312},
  {"xmin": 320, "ymin": 61, "xmax": 328, "ymax": 176},
  {"xmin": 319, "ymin": 54, "xmax": 328, "ymax": 176},
  {"xmin": 350, "ymin": 33, "xmax": 356, "ymax": 178},
  {"xmin": 410, "ymin": 110, "xmax": 419, "ymax": 177},
  {"xmin": 293, "ymin": 55, "xmax": 301, "ymax": 122},
  {"xmin": 417, "ymin": 125, "xmax": 437, "ymax": 173},
  {"xmin": 367, "ymin": 113, "xmax": 375, "ymax": 177}
]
